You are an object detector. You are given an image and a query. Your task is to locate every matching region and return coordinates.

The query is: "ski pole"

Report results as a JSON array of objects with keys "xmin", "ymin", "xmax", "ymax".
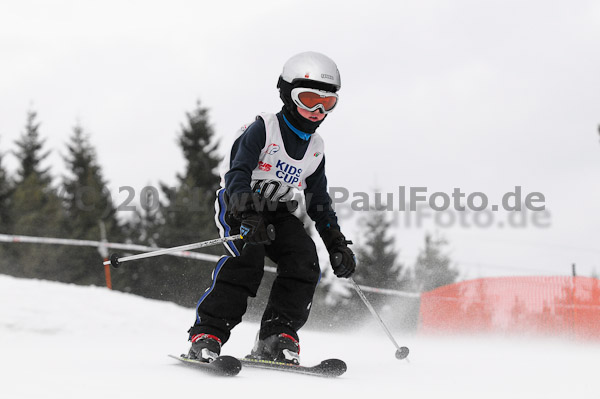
[
  {"xmin": 349, "ymin": 278, "xmax": 410, "ymax": 360},
  {"xmin": 104, "ymin": 225, "xmax": 275, "ymax": 268},
  {"xmin": 333, "ymin": 254, "xmax": 409, "ymax": 360}
]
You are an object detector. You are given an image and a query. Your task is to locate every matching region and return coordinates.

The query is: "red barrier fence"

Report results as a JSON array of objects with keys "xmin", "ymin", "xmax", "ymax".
[{"xmin": 419, "ymin": 276, "xmax": 600, "ymax": 340}]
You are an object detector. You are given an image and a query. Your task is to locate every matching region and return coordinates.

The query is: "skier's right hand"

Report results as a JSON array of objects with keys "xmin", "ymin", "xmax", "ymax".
[
  {"xmin": 228, "ymin": 192, "xmax": 274, "ymax": 245},
  {"xmin": 240, "ymin": 211, "xmax": 272, "ymax": 245}
]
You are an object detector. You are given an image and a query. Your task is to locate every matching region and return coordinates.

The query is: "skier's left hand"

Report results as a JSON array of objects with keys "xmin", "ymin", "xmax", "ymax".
[{"xmin": 320, "ymin": 228, "xmax": 356, "ymax": 278}]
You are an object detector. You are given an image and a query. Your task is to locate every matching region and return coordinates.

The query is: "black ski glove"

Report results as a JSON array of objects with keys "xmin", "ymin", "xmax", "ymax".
[
  {"xmin": 320, "ymin": 228, "xmax": 356, "ymax": 278},
  {"xmin": 240, "ymin": 211, "xmax": 272, "ymax": 245},
  {"xmin": 228, "ymin": 192, "xmax": 273, "ymax": 245}
]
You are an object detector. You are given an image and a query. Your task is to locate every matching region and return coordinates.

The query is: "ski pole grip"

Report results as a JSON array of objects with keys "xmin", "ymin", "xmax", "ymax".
[
  {"xmin": 266, "ymin": 224, "xmax": 276, "ymax": 241},
  {"xmin": 109, "ymin": 253, "xmax": 121, "ymax": 269},
  {"xmin": 333, "ymin": 253, "xmax": 342, "ymax": 266}
]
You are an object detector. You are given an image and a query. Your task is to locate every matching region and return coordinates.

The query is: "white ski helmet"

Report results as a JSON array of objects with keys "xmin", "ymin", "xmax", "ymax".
[{"xmin": 279, "ymin": 51, "xmax": 341, "ymax": 92}]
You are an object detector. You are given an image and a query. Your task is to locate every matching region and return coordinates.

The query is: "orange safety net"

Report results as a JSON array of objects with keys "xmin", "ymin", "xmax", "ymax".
[{"xmin": 419, "ymin": 276, "xmax": 600, "ymax": 340}]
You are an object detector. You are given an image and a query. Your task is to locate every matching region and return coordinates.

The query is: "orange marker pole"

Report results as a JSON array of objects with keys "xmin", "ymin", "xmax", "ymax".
[{"xmin": 104, "ymin": 259, "xmax": 112, "ymax": 290}]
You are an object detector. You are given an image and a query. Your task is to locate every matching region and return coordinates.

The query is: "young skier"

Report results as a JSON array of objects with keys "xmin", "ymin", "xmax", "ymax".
[{"xmin": 187, "ymin": 51, "xmax": 356, "ymax": 365}]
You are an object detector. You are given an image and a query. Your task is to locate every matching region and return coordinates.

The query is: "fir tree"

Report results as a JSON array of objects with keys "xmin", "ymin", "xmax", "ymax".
[
  {"xmin": 160, "ymin": 100, "xmax": 222, "ymax": 247},
  {"xmin": 160, "ymin": 101, "xmax": 223, "ymax": 306},
  {"xmin": 9, "ymin": 110, "xmax": 67, "ymax": 280},
  {"xmin": 175, "ymin": 100, "xmax": 221, "ymax": 193},
  {"xmin": 0, "ymin": 137, "xmax": 15, "ymax": 275},
  {"xmin": 351, "ymin": 208, "xmax": 411, "ymax": 320},
  {"xmin": 413, "ymin": 232, "xmax": 459, "ymax": 292},
  {"xmin": 14, "ymin": 111, "xmax": 52, "ymax": 185},
  {"xmin": 0, "ymin": 137, "xmax": 13, "ymax": 228},
  {"xmin": 61, "ymin": 123, "xmax": 122, "ymax": 285},
  {"xmin": 354, "ymin": 208, "xmax": 408, "ymax": 291},
  {"xmin": 62, "ymin": 123, "xmax": 120, "ymax": 232},
  {"xmin": 125, "ymin": 101, "xmax": 223, "ymax": 306}
]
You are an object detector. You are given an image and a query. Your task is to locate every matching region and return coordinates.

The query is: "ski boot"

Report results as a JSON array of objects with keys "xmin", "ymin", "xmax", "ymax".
[
  {"xmin": 248, "ymin": 333, "xmax": 300, "ymax": 365},
  {"xmin": 188, "ymin": 333, "xmax": 222, "ymax": 363}
]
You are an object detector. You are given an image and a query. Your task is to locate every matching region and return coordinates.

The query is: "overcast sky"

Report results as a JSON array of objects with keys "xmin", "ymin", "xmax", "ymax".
[{"xmin": 1, "ymin": 0, "xmax": 599, "ymax": 279}]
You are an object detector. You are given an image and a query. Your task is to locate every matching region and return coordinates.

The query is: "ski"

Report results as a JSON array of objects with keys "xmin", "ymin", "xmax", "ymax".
[
  {"xmin": 238, "ymin": 357, "xmax": 347, "ymax": 378},
  {"xmin": 169, "ymin": 354, "xmax": 242, "ymax": 377}
]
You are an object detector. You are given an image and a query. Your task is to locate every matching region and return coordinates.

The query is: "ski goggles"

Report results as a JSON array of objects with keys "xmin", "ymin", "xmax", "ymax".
[{"xmin": 291, "ymin": 87, "xmax": 339, "ymax": 114}]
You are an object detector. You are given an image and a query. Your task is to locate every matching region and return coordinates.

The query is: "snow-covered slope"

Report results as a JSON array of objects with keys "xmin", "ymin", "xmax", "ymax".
[{"xmin": 1, "ymin": 275, "xmax": 598, "ymax": 399}]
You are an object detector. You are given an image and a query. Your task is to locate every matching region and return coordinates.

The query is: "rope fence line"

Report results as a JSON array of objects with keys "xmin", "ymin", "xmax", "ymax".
[
  {"xmin": 0, "ymin": 233, "xmax": 220, "ymax": 262},
  {"xmin": 0, "ymin": 233, "xmax": 420, "ymax": 298},
  {"xmin": 6, "ymin": 233, "xmax": 598, "ymax": 339}
]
